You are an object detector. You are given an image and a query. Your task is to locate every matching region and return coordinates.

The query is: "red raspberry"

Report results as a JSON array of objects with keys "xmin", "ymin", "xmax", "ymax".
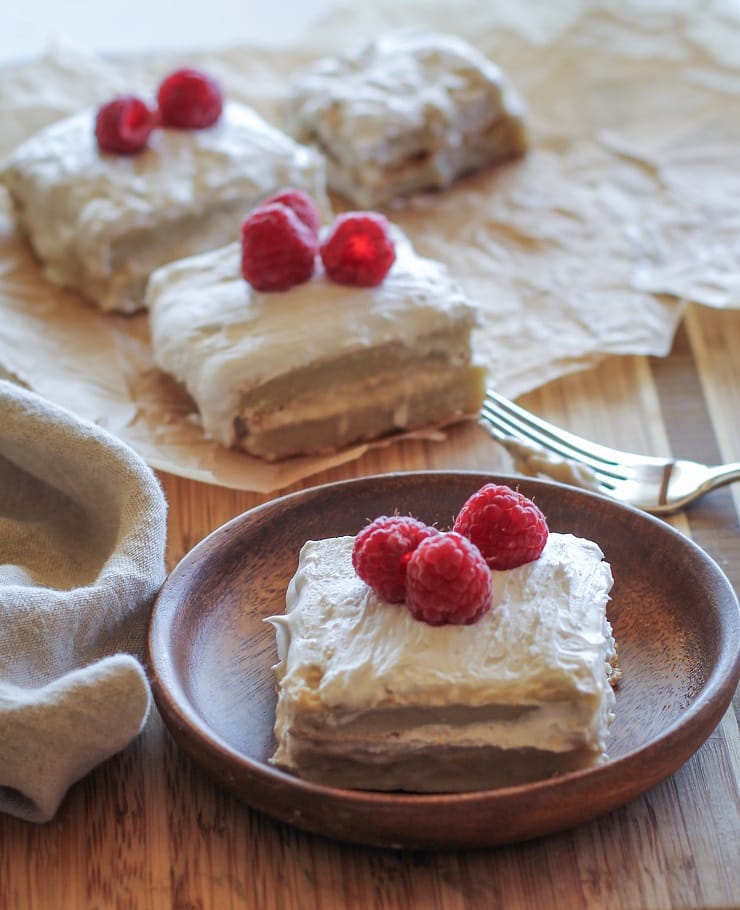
[
  {"xmin": 352, "ymin": 515, "xmax": 438, "ymax": 603},
  {"xmin": 320, "ymin": 212, "xmax": 396, "ymax": 287},
  {"xmin": 405, "ymin": 532, "xmax": 492, "ymax": 626},
  {"xmin": 95, "ymin": 96, "xmax": 156, "ymax": 155},
  {"xmin": 453, "ymin": 483, "xmax": 549, "ymax": 570},
  {"xmin": 157, "ymin": 68, "xmax": 223, "ymax": 129},
  {"xmin": 241, "ymin": 203, "xmax": 318, "ymax": 291},
  {"xmin": 261, "ymin": 188, "xmax": 321, "ymax": 239}
]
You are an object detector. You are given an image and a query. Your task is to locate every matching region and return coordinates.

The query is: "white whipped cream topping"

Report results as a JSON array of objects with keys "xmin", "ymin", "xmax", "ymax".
[
  {"xmin": 146, "ymin": 226, "xmax": 481, "ymax": 446},
  {"xmin": 2, "ymin": 101, "xmax": 327, "ymax": 312},
  {"xmin": 271, "ymin": 532, "xmax": 616, "ymax": 755},
  {"xmin": 286, "ymin": 28, "xmax": 523, "ymax": 162}
]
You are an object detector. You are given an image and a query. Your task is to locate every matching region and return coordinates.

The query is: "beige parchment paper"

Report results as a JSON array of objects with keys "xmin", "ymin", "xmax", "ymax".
[{"xmin": 1, "ymin": 0, "xmax": 738, "ymax": 492}]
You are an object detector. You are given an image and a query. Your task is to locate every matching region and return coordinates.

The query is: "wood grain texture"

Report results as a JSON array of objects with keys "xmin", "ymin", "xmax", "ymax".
[{"xmin": 1, "ymin": 307, "xmax": 738, "ymax": 909}]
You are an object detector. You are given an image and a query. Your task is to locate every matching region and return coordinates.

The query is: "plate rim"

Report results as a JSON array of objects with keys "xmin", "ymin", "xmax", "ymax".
[{"xmin": 147, "ymin": 470, "xmax": 740, "ymax": 848}]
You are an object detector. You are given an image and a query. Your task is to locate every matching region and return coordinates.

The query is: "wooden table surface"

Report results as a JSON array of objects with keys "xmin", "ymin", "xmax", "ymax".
[{"xmin": 1, "ymin": 302, "xmax": 738, "ymax": 909}]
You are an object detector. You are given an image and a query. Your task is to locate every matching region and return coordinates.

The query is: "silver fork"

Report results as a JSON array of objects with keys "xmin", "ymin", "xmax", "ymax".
[{"xmin": 480, "ymin": 389, "xmax": 740, "ymax": 514}]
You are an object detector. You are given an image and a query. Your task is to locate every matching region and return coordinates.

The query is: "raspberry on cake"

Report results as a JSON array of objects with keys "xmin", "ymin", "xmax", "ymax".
[
  {"xmin": 282, "ymin": 28, "xmax": 528, "ymax": 208},
  {"xmin": 261, "ymin": 188, "xmax": 322, "ymax": 237},
  {"xmin": 145, "ymin": 220, "xmax": 486, "ymax": 461},
  {"xmin": 268, "ymin": 528, "xmax": 618, "ymax": 792},
  {"xmin": 1, "ymin": 87, "xmax": 327, "ymax": 314},
  {"xmin": 240, "ymin": 202, "xmax": 318, "ymax": 292},
  {"xmin": 352, "ymin": 515, "xmax": 439, "ymax": 603},
  {"xmin": 320, "ymin": 213, "xmax": 396, "ymax": 287},
  {"xmin": 95, "ymin": 96, "xmax": 157, "ymax": 155},
  {"xmin": 156, "ymin": 68, "xmax": 223, "ymax": 129},
  {"xmin": 405, "ymin": 531, "xmax": 493, "ymax": 626},
  {"xmin": 454, "ymin": 482, "xmax": 549, "ymax": 570}
]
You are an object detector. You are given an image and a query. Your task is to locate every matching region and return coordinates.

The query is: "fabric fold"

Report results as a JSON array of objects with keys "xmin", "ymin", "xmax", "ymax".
[{"xmin": 0, "ymin": 378, "xmax": 167, "ymax": 822}]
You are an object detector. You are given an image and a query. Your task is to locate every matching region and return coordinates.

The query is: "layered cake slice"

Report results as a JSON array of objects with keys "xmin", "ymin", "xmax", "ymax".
[
  {"xmin": 269, "ymin": 488, "xmax": 618, "ymax": 792},
  {"xmin": 146, "ymin": 218, "xmax": 486, "ymax": 461},
  {"xmin": 283, "ymin": 28, "xmax": 528, "ymax": 208},
  {"xmin": 1, "ymin": 82, "xmax": 327, "ymax": 314}
]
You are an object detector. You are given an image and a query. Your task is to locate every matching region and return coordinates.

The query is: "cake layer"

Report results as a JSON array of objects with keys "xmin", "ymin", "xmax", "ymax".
[
  {"xmin": 269, "ymin": 533, "xmax": 617, "ymax": 791},
  {"xmin": 274, "ymin": 743, "xmax": 606, "ymax": 793},
  {"xmin": 283, "ymin": 29, "xmax": 527, "ymax": 207},
  {"xmin": 233, "ymin": 363, "xmax": 486, "ymax": 461},
  {"xmin": 1, "ymin": 101, "xmax": 327, "ymax": 313},
  {"xmin": 146, "ymin": 226, "xmax": 485, "ymax": 459}
]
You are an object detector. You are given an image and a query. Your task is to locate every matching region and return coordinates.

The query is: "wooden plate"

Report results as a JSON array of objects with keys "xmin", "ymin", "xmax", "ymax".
[{"xmin": 147, "ymin": 471, "xmax": 740, "ymax": 849}]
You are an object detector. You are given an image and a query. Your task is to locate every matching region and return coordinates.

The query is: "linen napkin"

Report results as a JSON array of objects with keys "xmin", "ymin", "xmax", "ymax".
[{"xmin": 0, "ymin": 377, "xmax": 167, "ymax": 822}]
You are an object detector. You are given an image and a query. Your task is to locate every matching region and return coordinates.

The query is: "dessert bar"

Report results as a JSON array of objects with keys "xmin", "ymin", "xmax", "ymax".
[
  {"xmin": 2, "ymin": 102, "xmax": 327, "ymax": 313},
  {"xmin": 270, "ymin": 533, "xmax": 617, "ymax": 791},
  {"xmin": 145, "ymin": 225, "xmax": 486, "ymax": 460},
  {"xmin": 283, "ymin": 29, "xmax": 527, "ymax": 208}
]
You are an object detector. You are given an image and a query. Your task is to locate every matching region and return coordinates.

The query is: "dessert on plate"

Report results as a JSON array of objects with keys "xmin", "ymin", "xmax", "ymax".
[
  {"xmin": 146, "ymin": 194, "xmax": 486, "ymax": 461},
  {"xmin": 269, "ymin": 485, "xmax": 619, "ymax": 792},
  {"xmin": 282, "ymin": 28, "xmax": 528, "ymax": 208},
  {"xmin": 1, "ymin": 69, "xmax": 327, "ymax": 314}
]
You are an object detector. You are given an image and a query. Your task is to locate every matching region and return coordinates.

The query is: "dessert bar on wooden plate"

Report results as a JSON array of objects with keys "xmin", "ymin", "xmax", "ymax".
[{"xmin": 269, "ymin": 531, "xmax": 617, "ymax": 791}]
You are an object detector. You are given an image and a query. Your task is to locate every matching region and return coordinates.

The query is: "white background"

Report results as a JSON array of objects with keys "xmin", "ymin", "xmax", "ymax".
[{"xmin": 0, "ymin": 0, "xmax": 338, "ymax": 65}]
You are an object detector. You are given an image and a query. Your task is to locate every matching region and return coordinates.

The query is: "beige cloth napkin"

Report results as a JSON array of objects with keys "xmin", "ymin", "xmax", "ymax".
[{"xmin": 0, "ymin": 377, "xmax": 167, "ymax": 822}]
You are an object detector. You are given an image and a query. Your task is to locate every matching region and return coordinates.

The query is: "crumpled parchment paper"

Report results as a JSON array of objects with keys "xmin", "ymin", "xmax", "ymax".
[{"xmin": 1, "ymin": 0, "xmax": 737, "ymax": 492}]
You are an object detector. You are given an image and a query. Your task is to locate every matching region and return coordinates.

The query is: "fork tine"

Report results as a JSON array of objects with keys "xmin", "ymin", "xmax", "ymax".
[
  {"xmin": 479, "ymin": 390, "xmax": 740, "ymax": 513},
  {"xmin": 479, "ymin": 407, "xmax": 616, "ymax": 487},
  {"xmin": 479, "ymin": 405, "xmax": 623, "ymax": 488},
  {"xmin": 481, "ymin": 391, "xmax": 633, "ymax": 482}
]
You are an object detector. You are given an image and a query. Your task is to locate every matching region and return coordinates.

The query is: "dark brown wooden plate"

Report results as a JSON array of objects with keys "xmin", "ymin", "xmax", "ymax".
[{"xmin": 147, "ymin": 471, "xmax": 740, "ymax": 849}]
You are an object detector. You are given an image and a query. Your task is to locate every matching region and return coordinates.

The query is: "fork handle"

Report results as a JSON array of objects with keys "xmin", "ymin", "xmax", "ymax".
[{"xmin": 706, "ymin": 463, "xmax": 740, "ymax": 492}]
